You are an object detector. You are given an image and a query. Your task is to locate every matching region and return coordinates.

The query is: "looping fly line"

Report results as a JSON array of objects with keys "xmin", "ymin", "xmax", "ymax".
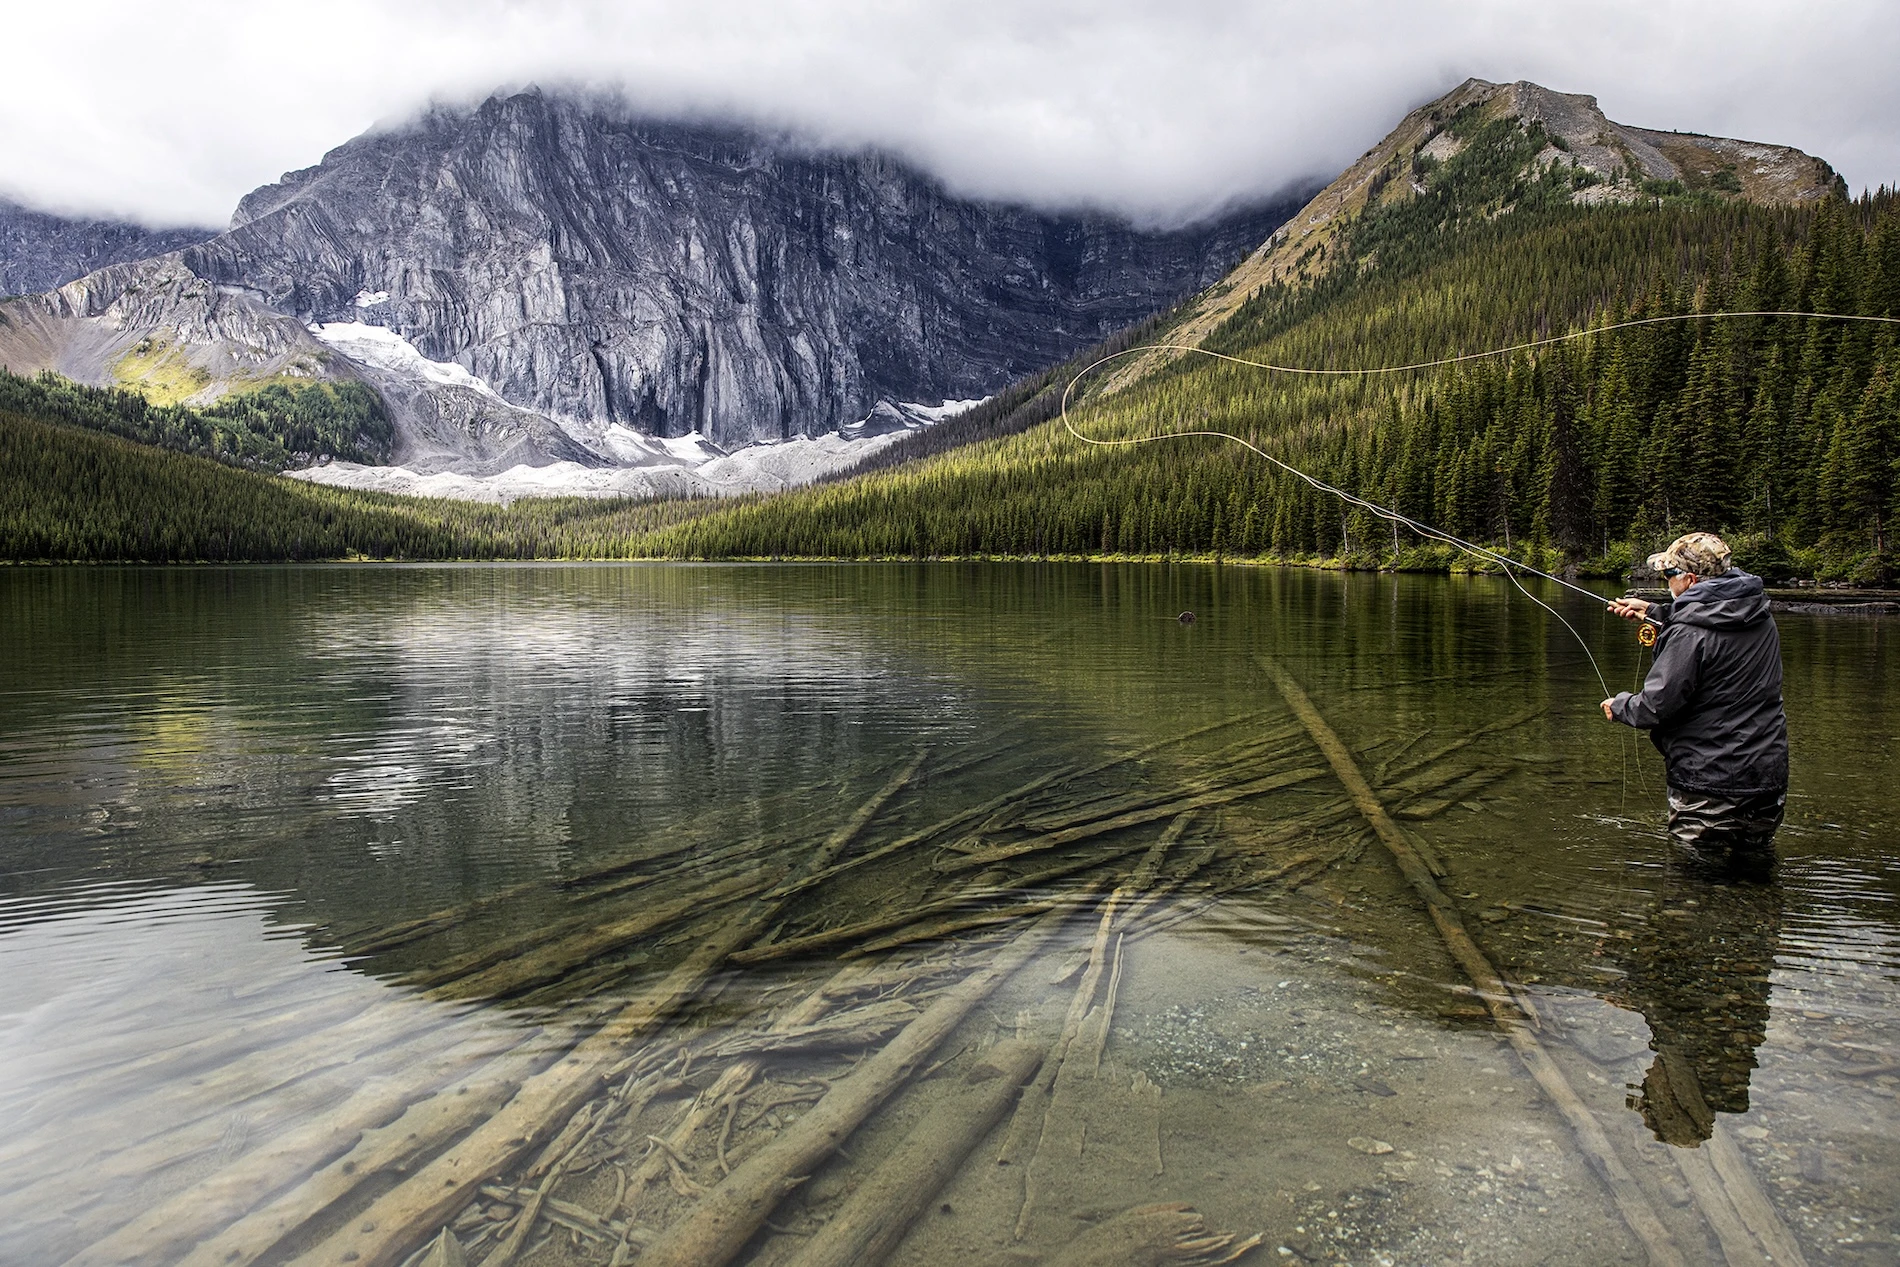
[{"xmin": 1060, "ymin": 310, "xmax": 1900, "ymax": 699}]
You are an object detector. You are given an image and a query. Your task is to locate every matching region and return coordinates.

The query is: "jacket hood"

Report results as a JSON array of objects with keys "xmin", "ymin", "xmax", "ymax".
[{"xmin": 1671, "ymin": 570, "xmax": 1770, "ymax": 630}]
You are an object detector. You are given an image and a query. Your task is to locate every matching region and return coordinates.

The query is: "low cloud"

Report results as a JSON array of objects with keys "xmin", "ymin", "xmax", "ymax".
[{"xmin": 4, "ymin": 0, "xmax": 1895, "ymax": 229}]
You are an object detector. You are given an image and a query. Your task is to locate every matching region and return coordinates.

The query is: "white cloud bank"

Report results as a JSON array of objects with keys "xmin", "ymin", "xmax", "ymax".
[{"xmin": 2, "ymin": 1, "xmax": 1895, "ymax": 230}]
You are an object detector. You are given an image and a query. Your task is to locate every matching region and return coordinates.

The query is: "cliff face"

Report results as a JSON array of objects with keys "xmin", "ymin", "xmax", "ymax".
[
  {"xmin": 172, "ymin": 90, "xmax": 1290, "ymax": 452},
  {"xmin": 0, "ymin": 199, "xmax": 215, "ymax": 298}
]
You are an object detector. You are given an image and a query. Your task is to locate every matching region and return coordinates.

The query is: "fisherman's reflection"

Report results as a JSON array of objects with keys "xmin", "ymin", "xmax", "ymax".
[{"xmin": 1611, "ymin": 851, "xmax": 1783, "ymax": 1146}]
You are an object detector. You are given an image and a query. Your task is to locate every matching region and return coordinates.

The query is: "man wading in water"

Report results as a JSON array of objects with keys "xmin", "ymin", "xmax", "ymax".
[{"xmin": 1600, "ymin": 532, "xmax": 1791, "ymax": 873}]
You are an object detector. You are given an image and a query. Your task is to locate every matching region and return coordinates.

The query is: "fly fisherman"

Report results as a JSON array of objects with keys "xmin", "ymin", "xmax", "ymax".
[{"xmin": 1600, "ymin": 532, "xmax": 1791, "ymax": 870}]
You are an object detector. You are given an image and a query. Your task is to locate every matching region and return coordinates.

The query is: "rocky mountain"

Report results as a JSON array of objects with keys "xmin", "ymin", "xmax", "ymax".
[
  {"xmin": 0, "ymin": 198, "xmax": 215, "ymax": 298},
  {"xmin": 0, "ymin": 90, "xmax": 1295, "ymax": 476},
  {"xmin": 1111, "ymin": 78, "xmax": 1845, "ymax": 387}
]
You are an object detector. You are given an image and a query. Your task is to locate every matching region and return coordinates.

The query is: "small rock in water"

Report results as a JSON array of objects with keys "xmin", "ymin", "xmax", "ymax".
[
  {"xmin": 1736, "ymin": 1124, "xmax": 1769, "ymax": 1140},
  {"xmin": 1348, "ymin": 1137, "xmax": 1395, "ymax": 1155},
  {"xmin": 1177, "ymin": 611, "xmax": 1197, "ymax": 624},
  {"xmin": 1798, "ymin": 1145, "xmax": 1827, "ymax": 1182}
]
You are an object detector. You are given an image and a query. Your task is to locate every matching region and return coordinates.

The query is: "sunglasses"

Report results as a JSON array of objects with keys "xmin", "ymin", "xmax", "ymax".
[{"xmin": 1660, "ymin": 566, "xmax": 1685, "ymax": 578}]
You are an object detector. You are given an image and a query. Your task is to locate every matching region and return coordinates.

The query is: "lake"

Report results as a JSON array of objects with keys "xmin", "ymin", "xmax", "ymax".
[{"xmin": 2, "ymin": 562, "xmax": 1894, "ymax": 1266}]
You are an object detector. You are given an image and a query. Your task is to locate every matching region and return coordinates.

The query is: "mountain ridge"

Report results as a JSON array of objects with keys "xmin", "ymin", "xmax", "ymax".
[
  {"xmin": 0, "ymin": 198, "xmax": 216, "ymax": 298},
  {"xmin": 0, "ymin": 90, "xmax": 1296, "ymax": 476},
  {"xmin": 1106, "ymin": 78, "xmax": 1844, "ymax": 389},
  {"xmin": 5, "ymin": 79, "xmax": 1894, "ymax": 578}
]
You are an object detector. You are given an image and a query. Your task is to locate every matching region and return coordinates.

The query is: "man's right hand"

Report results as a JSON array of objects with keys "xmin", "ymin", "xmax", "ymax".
[{"xmin": 1607, "ymin": 597, "xmax": 1650, "ymax": 622}]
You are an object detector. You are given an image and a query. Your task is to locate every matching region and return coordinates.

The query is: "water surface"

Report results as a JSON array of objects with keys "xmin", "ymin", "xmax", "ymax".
[{"xmin": 2, "ymin": 563, "xmax": 1894, "ymax": 1265}]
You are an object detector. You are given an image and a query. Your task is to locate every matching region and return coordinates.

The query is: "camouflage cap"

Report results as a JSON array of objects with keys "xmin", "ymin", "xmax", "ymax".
[{"xmin": 1646, "ymin": 532, "xmax": 1732, "ymax": 577}]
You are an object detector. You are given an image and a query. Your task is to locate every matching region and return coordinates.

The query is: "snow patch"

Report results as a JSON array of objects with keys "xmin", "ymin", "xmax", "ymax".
[
  {"xmin": 286, "ymin": 460, "xmax": 701, "ymax": 505},
  {"xmin": 898, "ymin": 398, "xmax": 986, "ymax": 423},
  {"xmin": 307, "ymin": 321, "xmax": 500, "ymax": 399},
  {"xmin": 353, "ymin": 290, "xmax": 390, "ymax": 308},
  {"xmin": 657, "ymin": 430, "xmax": 727, "ymax": 464},
  {"xmin": 286, "ymin": 395, "xmax": 988, "ymax": 505}
]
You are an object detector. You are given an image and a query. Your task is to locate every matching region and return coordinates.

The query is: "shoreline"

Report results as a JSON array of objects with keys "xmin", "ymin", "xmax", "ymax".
[{"xmin": 5, "ymin": 551, "xmax": 1898, "ymax": 613}]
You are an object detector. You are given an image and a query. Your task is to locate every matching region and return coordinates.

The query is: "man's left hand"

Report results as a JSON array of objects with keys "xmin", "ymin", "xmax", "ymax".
[{"xmin": 1600, "ymin": 698, "xmax": 1616, "ymax": 721}]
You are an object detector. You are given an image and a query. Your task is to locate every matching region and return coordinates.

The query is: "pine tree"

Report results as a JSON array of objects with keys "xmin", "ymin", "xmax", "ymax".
[{"xmin": 1835, "ymin": 351, "xmax": 1899, "ymax": 559}]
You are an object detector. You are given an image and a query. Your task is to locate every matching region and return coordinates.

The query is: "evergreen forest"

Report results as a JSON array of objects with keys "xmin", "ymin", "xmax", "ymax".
[
  {"xmin": 0, "ymin": 407, "xmax": 719, "ymax": 562},
  {"xmin": 0, "ymin": 369, "xmax": 394, "ymax": 469},
  {"xmin": 642, "ymin": 183, "xmax": 1900, "ymax": 582},
  {"xmin": 3, "ymin": 111, "xmax": 1897, "ymax": 577}
]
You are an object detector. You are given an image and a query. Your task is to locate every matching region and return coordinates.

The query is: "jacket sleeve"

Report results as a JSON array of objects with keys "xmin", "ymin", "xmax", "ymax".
[{"xmin": 1610, "ymin": 629, "xmax": 1700, "ymax": 730}]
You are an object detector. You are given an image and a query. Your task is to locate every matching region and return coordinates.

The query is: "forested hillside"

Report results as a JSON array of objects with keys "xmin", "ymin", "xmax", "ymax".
[
  {"xmin": 0, "ymin": 369, "xmax": 393, "ymax": 468},
  {"xmin": 0, "ymin": 408, "xmax": 718, "ymax": 562},
  {"xmin": 5, "ymin": 105, "xmax": 1894, "ymax": 574},
  {"xmin": 639, "ymin": 156, "xmax": 1900, "ymax": 581}
]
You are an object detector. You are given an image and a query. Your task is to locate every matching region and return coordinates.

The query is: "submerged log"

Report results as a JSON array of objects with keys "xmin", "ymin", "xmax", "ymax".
[
  {"xmin": 782, "ymin": 1040, "xmax": 1045, "ymax": 1267},
  {"xmin": 1371, "ymin": 727, "xmax": 1434, "ymax": 785},
  {"xmin": 1394, "ymin": 764, "xmax": 1519, "ymax": 820},
  {"xmin": 939, "ymin": 766, "xmax": 1328, "ymax": 875},
  {"xmin": 1017, "ymin": 758, "xmax": 1308, "ymax": 835},
  {"xmin": 841, "ymin": 900, "xmax": 1068, "ymax": 959},
  {"xmin": 634, "ymin": 898, "xmax": 1091, "ymax": 1267},
  {"xmin": 283, "ymin": 927, "xmax": 755, "ymax": 1267},
  {"xmin": 58, "ymin": 1044, "xmax": 526, "ymax": 1267},
  {"xmin": 979, "ymin": 712, "xmax": 1275, "ymax": 834},
  {"xmin": 1704, "ymin": 1124, "xmax": 1810, "ymax": 1267},
  {"xmin": 781, "ymin": 763, "xmax": 1077, "ymax": 899},
  {"xmin": 623, "ymin": 963, "xmax": 880, "ymax": 1201},
  {"xmin": 702, "ymin": 998, "xmax": 923, "ymax": 1059},
  {"xmin": 428, "ymin": 871, "xmax": 767, "ymax": 1001},
  {"xmin": 1011, "ymin": 890, "xmax": 1125, "ymax": 1238},
  {"xmin": 787, "ymin": 751, "xmax": 930, "ymax": 889},
  {"xmin": 172, "ymin": 1045, "xmax": 554, "ymax": 1267},
  {"xmin": 284, "ymin": 759, "xmax": 927, "ymax": 1267},
  {"xmin": 1193, "ymin": 721, "xmax": 1309, "ymax": 771},
  {"xmin": 733, "ymin": 837, "xmax": 1152, "ymax": 967},
  {"xmin": 1377, "ymin": 706, "xmax": 1542, "ymax": 786},
  {"xmin": 339, "ymin": 787, "xmax": 840, "ymax": 957},
  {"xmin": 1671, "ymin": 1145, "xmax": 1779, "ymax": 1267},
  {"xmin": 1255, "ymin": 653, "xmax": 1688, "ymax": 1267},
  {"xmin": 1129, "ymin": 813, "xmax": 1195, "ymax": 892},
  {"xmin": 1105, "ymin": 814, "xmax": 1198, "ymax": 935},
  {"xmin": 7, "ymin": 999, "xmax": 463, "ymax": 1222},
  {"xmin": 398, "ymin": 852, "xmax": 768, "ymax": 994}
]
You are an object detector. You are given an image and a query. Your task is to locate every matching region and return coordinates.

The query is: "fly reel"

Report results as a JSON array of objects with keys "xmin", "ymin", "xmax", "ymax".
[{"xmin": 1638, "ymin": 622, "xmax": 1658, "ymax": 648}]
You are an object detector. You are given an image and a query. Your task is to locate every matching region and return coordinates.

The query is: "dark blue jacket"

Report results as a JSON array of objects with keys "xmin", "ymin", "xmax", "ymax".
[{"xmin": 1610, "ymin": 571, "xmax": 1790, "ymax": 794}]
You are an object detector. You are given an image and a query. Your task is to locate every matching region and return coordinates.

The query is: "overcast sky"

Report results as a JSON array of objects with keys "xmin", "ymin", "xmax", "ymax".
[{"xmin": 4, "ymin": 0, "xmax": 1896, "ymax": 230}]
